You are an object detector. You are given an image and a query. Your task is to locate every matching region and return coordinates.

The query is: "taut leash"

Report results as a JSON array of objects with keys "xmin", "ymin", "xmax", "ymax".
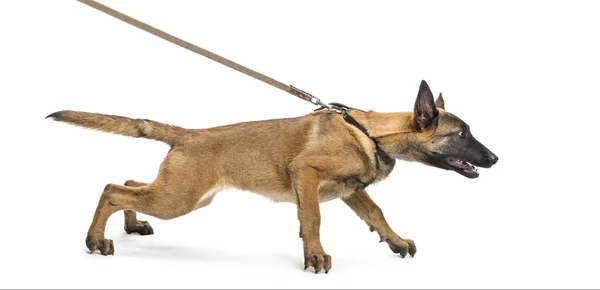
[
  {"xmin": 76, "ymin": 0, "xmax": 392, "ymax": 166},
  {"xmin": 76, "ymin": 0, "xmax": 340, "ymax": 112}
]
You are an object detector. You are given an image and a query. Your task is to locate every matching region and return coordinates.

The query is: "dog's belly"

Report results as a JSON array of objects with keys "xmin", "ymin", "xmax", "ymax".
[
  {"xmin": 193, "ymin": 187, "xmax": 226, "ymax": 210},
  {"xmin": 244, "ymin": 180, "xmax": 361, "ymax": 204},
  {"xmin": 228, "ymin": 170, "xmax": 359, "ymax": 204},
  {"xmin": 253, "ymin": 190, "xmax": 297, "ymax": 203}
]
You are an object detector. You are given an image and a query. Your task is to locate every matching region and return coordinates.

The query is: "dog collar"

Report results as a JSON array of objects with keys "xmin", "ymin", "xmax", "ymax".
[
  {"xmin": 342, "ymin": 111, "xmax": 392, "ymax": 162},
  {"xmin": 322, "ymin": 103, "xmax": 392, "ymax": 166}
]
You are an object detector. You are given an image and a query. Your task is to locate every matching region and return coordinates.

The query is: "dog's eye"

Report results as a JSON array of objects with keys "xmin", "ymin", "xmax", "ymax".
[{"xmin": 458, "ymin": 131, "xmax": 465, "ymax": 136}]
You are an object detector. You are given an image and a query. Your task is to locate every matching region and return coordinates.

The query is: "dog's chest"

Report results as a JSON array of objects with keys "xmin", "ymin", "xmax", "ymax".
[
  {"xmin": 319, "ymin": 162, "xmax": 394, "ymax": 202},
  {"xmin": 373, "ymin": 157, "xmax": 396, "ymax": 182},
  {"xmin": 318, "ymin": 160, "xmax": 395, "ymax": 202},
  {"xmin": 319, "ymin": 179, "xmax": 366, "ymax": 202}
]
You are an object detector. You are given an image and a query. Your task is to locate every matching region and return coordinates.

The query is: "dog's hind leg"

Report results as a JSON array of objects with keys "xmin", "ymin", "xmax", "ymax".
[
  {"xmin": 85, "ymin": 145, "xmax": 220, "ymax": 255},
  {"xmin": 86, "ymin": 183, "xmax": 149, "ymax": 255},
  {"xmin": 85, "ymin": 182, "xmax": 195, "ymax": 255},
  {"xmin": 86, "ymin": 172, "xmax": 217, "ymax": 255},
  {"xmin": 342, "ymin": 189, "xmax": 417, "ymax": 258},
  {"xmin": 122, "ymin": 180, "xmax": 153, "ymax": 236}
]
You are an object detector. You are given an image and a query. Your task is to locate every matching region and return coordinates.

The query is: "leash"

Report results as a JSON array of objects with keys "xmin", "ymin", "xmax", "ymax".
[
  {"xmin": 76, "ymin": 0, "xmax": 390, "ymax": 163},
  {"xmin": 76, "ymin": 0, "xmax": 340, "ymax": 112}
]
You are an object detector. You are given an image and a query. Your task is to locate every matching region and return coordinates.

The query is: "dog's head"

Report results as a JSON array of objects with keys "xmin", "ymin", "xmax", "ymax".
[{"xmin": 398, "ymin": 80, "xmax": 498, "ymax": 178}]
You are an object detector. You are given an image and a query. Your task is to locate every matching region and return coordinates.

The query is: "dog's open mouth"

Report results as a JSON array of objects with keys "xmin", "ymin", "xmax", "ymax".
[{"xmin": 447, "ymin": 157, "xmax": 479, "ymax": 178}]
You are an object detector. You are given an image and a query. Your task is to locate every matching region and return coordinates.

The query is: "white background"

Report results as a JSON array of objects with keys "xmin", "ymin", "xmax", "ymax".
[{"xmin": 1, "ymin": 0, "xmax": 599, "ymax": 288}]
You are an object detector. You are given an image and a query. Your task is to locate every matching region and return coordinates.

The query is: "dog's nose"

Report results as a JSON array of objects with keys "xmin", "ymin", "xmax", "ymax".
[
  {"xmin": 490, "ymin": 154, "xmax": 498, "ymax": 164},
  {"xmin": 483, "ymin": 153, "xmax": 498, "ymax": 166}
]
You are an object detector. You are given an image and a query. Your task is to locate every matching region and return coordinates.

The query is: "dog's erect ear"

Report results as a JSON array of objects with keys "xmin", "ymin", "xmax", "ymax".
[
  {"xmin": 413, "ymin": 80, "xmax": 439, "ymax": 130},
  {"xmin": 435, "ymin": 93, "xmax": 445, "ymax": 109}
]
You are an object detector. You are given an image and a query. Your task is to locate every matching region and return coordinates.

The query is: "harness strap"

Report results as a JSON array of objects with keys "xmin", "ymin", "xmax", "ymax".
[
  {"xmin": 342, "ymin": 112, "xmax": 391, "ymax": 162},
  {"xmin": 324, "ymin": 103, "xmax": 391, "ymax": 163}
]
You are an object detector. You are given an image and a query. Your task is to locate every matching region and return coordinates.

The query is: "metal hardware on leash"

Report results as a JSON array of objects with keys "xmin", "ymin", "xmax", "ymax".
[
  {"xmin": 289, "ymin": 85, "xmax": 340, "ymax": 113},
  {"xmin": 313, "ymin": 101, "xmax": 347, "ymax": 114},
  {"xmin": 77, "ymin": 0, "xmax": 342, "ymax": 114}
]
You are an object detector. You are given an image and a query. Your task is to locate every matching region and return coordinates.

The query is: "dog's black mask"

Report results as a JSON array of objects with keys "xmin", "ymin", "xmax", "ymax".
[
  {"xmin": 412, "ymin": 80, "xmax": 498, "ymax": 178},
  {"xmin": 426, "ymin": 120, "xmax": 498, "ymax": 178}
]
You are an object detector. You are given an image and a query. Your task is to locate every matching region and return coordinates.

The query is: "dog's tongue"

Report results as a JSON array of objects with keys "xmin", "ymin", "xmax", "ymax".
[{"xmin": 450, "ymin": 159, "xmax": 465, "ymax": 167}]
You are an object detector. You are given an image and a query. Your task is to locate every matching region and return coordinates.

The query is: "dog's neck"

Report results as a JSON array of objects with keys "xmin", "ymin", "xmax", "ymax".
[{"xmin": 349, "ymin": 110, "xmax": 417, "ymax": 159}]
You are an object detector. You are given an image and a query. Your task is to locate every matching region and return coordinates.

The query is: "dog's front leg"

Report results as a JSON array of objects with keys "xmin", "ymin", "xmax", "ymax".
[
  {"xmin": 343, "ymin": 189, "xmax": 417, "ymax": 258},
  {"xmin": 289, "ymin": 165, "xmax": 332, "ymax": 274}
]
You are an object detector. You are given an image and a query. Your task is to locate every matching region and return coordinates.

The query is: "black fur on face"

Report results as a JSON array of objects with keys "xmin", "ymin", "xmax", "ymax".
[
  {"xmin": 424, "ymin": 112, "xmax": 498, "ymax": 178},
  {"xmin": 402, "ymin": 80, "xmax": 498, "ymax": 178}
]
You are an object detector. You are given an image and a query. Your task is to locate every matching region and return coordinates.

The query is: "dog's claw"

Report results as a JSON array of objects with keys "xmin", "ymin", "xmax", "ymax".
[
  {"xmin": 383, "ymin": 236, "xmax": 414, "ymax": 258},
  {"xmin": 405, "ymin": 239, "xmax": 417, "ymax": 257},
  {"xmin": 86, "ymin": 235, "xmax": 114, "ymax": 256},
  {"xmin": 303, "ymin": 252, "xmax": 331, "ymax": 274}
]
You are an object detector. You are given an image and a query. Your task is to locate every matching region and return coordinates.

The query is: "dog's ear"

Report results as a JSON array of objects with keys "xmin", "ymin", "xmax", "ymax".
[
  {"xmin": 413, "ymin": 80, "xmax": 439, "ymax": 130},
  {"xmin": 435, "ymin": 93, "xmax": 445, "ymax": 109}
]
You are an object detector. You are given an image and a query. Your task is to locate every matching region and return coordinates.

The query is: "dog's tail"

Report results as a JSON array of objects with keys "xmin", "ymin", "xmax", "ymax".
[{"xmin": 46, "ymin": 110, "xmax": 186, "ymax": 146}]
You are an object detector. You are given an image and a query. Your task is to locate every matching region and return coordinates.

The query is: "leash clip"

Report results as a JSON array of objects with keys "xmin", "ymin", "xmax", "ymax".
[
  {"xmin": 315, "ymin": 102, "xmax": 349, "ymax": 114},
  {"xmin": 290, "ymin": 85, "xmax": 344, "ymax": 114},
  {"xmin": 313, "ymin": 102, "xmax": 346, "ymax": 114}
]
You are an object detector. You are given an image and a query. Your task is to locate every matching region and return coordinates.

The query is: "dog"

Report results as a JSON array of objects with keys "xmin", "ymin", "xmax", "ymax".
[{"xmin": 47, "ymin": 80, "xmax": 497, "ymax": 273}]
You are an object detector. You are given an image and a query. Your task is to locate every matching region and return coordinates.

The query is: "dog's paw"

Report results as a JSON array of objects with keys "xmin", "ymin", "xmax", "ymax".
[
  {"xmin": 303, "ymin": 252, "xmax": 332, "ymax": 274},
  {"xmin": 125, "ymin": 220, "xmax": 154, "ymax": 235},
  {"xmin": 404, "ymin": 239, "xmax": 417, "ymax": 257},
  {"xmin": 382, "ymin": 236, "xmax": 416, "ymax": 258},
  {"xmin": 86, "ymin": 235, "xmax": 114, "ymax": 256}
]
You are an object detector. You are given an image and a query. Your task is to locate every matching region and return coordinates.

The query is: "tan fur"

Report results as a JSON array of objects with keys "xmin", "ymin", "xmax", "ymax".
[
  {"xmin": 49, "ymin": 97, "xmax": 464, "ymax": 273},
  {"xmin": 47, "ymin": 110, "xmax": 186, "ymax": 145}
]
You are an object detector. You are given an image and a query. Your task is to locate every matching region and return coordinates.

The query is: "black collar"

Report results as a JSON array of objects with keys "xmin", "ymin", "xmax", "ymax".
[
  {"xmin": 326, "ymin": 103, "xmax": 392, "ymax": 164},
  {"xmin": 341, "ymin": 110, "xmax": 391, "ymax": 162}
]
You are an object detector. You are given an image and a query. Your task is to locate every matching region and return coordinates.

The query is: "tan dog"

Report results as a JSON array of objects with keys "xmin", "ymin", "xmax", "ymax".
[{"xmin": 47, "ymin": 80, "xmax": 497, "ymax": 273}]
